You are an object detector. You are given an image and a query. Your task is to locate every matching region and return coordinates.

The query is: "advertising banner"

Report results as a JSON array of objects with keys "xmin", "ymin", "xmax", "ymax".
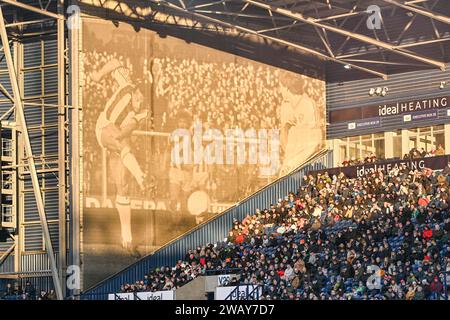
[
  {"xmin": 136, "ymin": 291, "xmax": 175, "ymax": 300},
  {"xmin": 217, "ymin": 275, "xmax": 233, "ymax": 286},
  {"xmin": 329, "ymin": 95, "xmax": 449, "ymax": 124},
  {"xmin": 107, "ymin": 292, "xmax": 135, "ymax": 300},
  {"xmin": 107, "ymin": 290, "xmax": 175, "ymax": 300},
  {"xmin": 309, "ymin": 155, "xmax": 450, "ymax": 178}
]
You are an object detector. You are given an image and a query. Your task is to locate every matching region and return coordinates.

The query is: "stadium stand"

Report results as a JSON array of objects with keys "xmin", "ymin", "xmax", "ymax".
[
  {"xmin": 81, "ymin": 150, "xmax": 333, "ymax": 299},
  {"xmin": 118, "ymin": 162, "xmax": 450, "ymax": 300}
]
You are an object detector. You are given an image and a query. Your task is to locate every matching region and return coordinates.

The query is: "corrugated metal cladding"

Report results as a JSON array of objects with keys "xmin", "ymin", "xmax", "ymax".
[
  {"xmin": 81, "ymin": 151, "xmax": 333, "ymax": 299},
  {"xmin": 0, "ymin": 252, "xmax": 56, "ymax": 293},
  {"xmin": 22, "ymin": 36, "xmax": 60, "ymax": 260},
  {"xmin": 327, "ymin": 66, "xmax": 450, "ymax": 139},
  {"xmin": 0, "ymin": 33, "xmax": 60, "ymax": 293}
]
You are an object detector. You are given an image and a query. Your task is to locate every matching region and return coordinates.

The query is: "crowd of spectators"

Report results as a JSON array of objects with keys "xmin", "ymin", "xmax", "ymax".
[
  {"xmin": 1, "ymin": 281, "xmax": 56, "ymax": 300},
  {"xmin": 341, "ymin": 153, "xmax": 379, "ymax": 167},
  {"xmin": 120, "ymin": 162, "xmax": 450, "ymax": 300},
  {"xmin": 341, "ymin": 145, "xmax": 446, "ymax": 167},
  {"xmin": 403, "ymin": 145, "xmax": 446, "ymax": 159}
]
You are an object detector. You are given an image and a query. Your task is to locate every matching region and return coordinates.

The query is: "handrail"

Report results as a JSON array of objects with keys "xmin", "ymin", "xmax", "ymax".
[
  {"xmin": 225, "ymin": 286, "xmax": 240, "ymax": 300},
  {"xmin": 439, "ymin": 261, "xmax": 449, "ymax": 300},
  {"xmin": 81, "ymin": 149, "xmax": 332, "ymax": 296},
  {"xmin": 248, "ymin": 285, "xmax": 261, "ymax": 300},
  {"xmin": 205, "ymin": 268, "xmax": 243, "ymax": 276},
  {"xmin": 224, "ymin": 284, "xmax": 261, "ymax": 300}
]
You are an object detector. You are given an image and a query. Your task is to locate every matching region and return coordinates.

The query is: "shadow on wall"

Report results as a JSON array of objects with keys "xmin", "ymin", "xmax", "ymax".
[
  {"xmin": 77, "ymin": 0, "xmax": 325, "ymax": 80},
  {"xmin": 82, "ymin": 208, "xmax": 197, "ymax": 288}
]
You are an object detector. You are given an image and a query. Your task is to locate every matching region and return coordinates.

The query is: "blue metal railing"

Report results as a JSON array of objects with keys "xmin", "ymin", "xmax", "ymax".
[
  {"xmin": 439, "ymin": 263, "xmax": 449, "ymax": 300},
  {"xmin": 205, "ymin": 268, "xmax": 243, "ymax": 276},
  {"xmin": 80, "ymin": 150, "xmax": 333, "ymax": 299},
  {"xmin": 224, "ymin": 284, "xmax": 261, "ymax": 300}
]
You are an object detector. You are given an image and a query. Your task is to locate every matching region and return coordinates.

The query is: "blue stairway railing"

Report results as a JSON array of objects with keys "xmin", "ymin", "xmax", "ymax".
[
  {"xmin": 224, "ymin": 284, "xmax": 261, "ymax": 300},
  {"xmin": 80, "ymin": 149, "xmax": 333, "ymax": 300}
]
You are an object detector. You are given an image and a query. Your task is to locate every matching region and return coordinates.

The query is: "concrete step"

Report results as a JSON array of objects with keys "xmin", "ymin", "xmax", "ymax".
[{"xmin": 175, "ymin": 276, "xmax": 206, "ymax": 300}]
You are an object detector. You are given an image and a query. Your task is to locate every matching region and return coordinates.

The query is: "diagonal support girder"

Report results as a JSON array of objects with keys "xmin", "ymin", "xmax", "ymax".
[
  {"xmin": 0, "ymin": 0, "xmax": 63, "ymax": 19},
  {"xmin": 243, "ymin": 0, "xmax": 446, "ymax": 70},
  {"xmin": 383, "ymin": 0, "xmax": 450, "ymax": 25},
  {"xmin": 0, "ymin": 243, "xmax": 15, "ymax": 266}
]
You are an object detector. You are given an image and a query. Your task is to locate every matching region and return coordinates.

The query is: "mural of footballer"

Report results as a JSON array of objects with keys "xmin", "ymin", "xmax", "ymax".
[
  {"xmin": 91, "ymin": 59, "xmax": 149, "ymax": 255},
  {"xmin": 278, "ymin": 71, "xmax": 323, "ymax": 175}
]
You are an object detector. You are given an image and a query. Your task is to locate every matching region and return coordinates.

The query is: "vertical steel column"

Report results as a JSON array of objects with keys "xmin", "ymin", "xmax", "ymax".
[
  {"xmin": 0, "ymin": 7, "xmax": 63, "ymax": 300},
  {"xmin": 13, "ymin": 32, "xmax": 22, "ymax": 279},
  {"xmin": 57, "ymin": 0, "xmax": 67, "ymax": 297},
  {"xmin": 444, "ymin": 124, "xmax": 450, "ymax": 154},
  {"xmin": 68, "ymin": 0, "xmax": 81, "ymax": 296}
]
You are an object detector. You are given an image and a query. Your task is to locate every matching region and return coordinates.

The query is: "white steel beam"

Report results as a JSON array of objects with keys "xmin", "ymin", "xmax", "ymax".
[
  {"xmin": 0, "ymin": 81, "xmax": 13, "ymax": 101},
  {"xmin": 68, "ymin": 0, "xmax": 81, "ymax": 296},
  {"xmin": 0, "ymin": 105, "xmax": 14, "ymax": 120},
  {"xmin": 6, "ymin": 18, "xmax": 54, "ymax": 28},
  {"xmin": 0, "ymin": 243, "xmax": 15, "ymax": 265},
  {"xmin": 0, "ymin": 0, "xmax": 63, "ymax": 19},
  {"xmin": 337, "ymin": 37, "xmax": 450, "ymax": 58},
  {"xmin": 57, "ymin": 0, "xmax": 67, "ymax": 297}
]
